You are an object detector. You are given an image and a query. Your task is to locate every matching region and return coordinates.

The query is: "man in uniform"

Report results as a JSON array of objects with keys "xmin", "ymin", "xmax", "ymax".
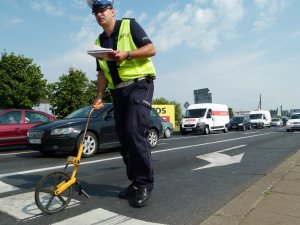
[{"xmin": 87, "ymin": 0, "xmax": 156, "ymax": 207}]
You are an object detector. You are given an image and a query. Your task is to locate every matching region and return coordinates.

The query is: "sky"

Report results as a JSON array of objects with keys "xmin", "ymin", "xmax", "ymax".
[{"xmin": 1, "ymin": 0, "xmax": 300, "ymax": 112}]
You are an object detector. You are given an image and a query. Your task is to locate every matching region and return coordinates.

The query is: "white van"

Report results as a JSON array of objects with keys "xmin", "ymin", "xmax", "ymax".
[
  {"xmin": 249, "ymin": 110, "xmax": 271, "ymax": 128},
  {"xmin": 180, "ymin": 103, "xmax": 230, "ymax": 135}
]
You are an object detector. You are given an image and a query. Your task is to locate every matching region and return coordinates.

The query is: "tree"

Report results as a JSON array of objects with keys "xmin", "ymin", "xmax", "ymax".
[
  {"xmin": 0, "ymin": 52, "xmax": 47, "ymax": 109},
  {"xmin": 47, "ymin": 68, "xmax": 96, "ymax": 118},
  {"xmin": 153, "ymin": 97, "xmax": 182, "ymax": 125}
]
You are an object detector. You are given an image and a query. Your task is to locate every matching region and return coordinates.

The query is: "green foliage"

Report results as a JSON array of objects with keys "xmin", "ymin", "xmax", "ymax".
[
  {"xmin": 153, "ymin": 97, "xmax": 182, "ymax": 124},
  {"xmin": 0, "ymin": 52, "xmax": 47, "ymax": 109},
  {"xmin": 89, "ymin": 80, "xmax": 112, "ymax": 103},
  {"xmin": 47, "ymin": 68, "xmax": 96, "ymax": 118}
]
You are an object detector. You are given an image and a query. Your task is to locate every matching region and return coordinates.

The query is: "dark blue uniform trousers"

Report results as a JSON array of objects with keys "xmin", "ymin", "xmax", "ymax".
[{"xmin": 111, "ymin": 79, "xmax": 154, "ymax": 190}]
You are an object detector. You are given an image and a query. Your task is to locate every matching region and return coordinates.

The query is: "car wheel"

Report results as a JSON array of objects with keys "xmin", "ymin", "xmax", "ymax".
[
  {"xmin": 242, "ymin": 125, "xmax": 246, "ymax": 131},
  {"xmin": 164, "ymin": 128, "xmax": 171, "ymax": 138},
  {"xmin": 148, "ymin": 129, "xmax": 158, "ymax": 147},
  {"xmin": 77, "ymin": 132, "xmax": 98, "ymax": 158},
  {"xmin": 249, "ymin": 125, "xmax": 252, "ymax": 130},
  {"xmin": 203, "ymin": 126, "xmax": 210, "ymax": 135},
  {"xmin": 223, "ymin": 125, "xmax": 228, "ymax": 133}
]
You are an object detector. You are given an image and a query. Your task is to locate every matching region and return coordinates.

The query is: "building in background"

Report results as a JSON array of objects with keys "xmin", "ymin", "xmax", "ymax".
[{"xmin": 194, "ymin": 88, "xmax": 212, "ymax": 104}]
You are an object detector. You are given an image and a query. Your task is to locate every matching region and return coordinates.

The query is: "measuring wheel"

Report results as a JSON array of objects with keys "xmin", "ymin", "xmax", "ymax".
[{"xmin": 35, "ymin": 171, "xmax": 73, "ymax": 214}]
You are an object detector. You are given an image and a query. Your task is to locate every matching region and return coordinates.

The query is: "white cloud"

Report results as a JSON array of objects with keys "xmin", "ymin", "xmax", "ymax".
[
  {"xmin": 289, "ymin": 30, "xmax": 300, "ymax": 38},
  {"xmin": 253, "ymin": 0, "xmax": 287, "ymax": 30},
  {"xmin": 148, "ymin": 0, "xmax": 245, "ymax": 52},
  {"xmin": 38, "ymin": 17, "xmax": 100, "ymax": 82},
  {"xmin": 4, "ymin": 18, "xmax": 23, "ymax": 27},
  {"xmin": 31, "ymin": 1, "xmax": 64, "ymax": 17}
]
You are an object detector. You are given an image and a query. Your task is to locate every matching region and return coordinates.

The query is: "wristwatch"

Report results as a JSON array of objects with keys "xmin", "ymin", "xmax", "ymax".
[{"xmin": 127, "ymin": 51, "xmax": 132, "ymax": 61}]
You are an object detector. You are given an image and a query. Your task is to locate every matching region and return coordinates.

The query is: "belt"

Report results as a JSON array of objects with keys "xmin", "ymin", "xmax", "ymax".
[{"xmin": 115, "ymin": 77, "xmax": 150, "ymax": 89}]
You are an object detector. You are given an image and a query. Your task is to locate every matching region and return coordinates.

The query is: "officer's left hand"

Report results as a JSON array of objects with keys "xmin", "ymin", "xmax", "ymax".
[{"xmin": 107, "ymin": 50, "xmax": 127, "ymax": 62}]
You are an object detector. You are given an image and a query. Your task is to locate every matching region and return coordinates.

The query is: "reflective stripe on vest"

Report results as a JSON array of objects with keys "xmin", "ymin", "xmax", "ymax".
[{"xmin": 96, "ymin": 19, "xmax": 156, "ymax": 89}]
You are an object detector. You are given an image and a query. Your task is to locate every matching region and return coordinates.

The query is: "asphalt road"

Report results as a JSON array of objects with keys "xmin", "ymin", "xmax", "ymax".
[{"xmin": 0, "ymin": 127, "xmax": 299, "ymax": 225}]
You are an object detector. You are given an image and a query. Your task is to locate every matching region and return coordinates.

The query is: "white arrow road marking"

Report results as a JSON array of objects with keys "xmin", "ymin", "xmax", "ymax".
[
  {"xmin": 0, "ymin": 181, "xmax": 20, "ymax": 194},
  {"xmin": 192, "ymin": 145, "xmax": 247, "ymax": 171}
]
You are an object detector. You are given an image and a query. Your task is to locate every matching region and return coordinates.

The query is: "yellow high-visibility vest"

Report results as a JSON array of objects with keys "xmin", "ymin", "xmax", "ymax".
[{"xmin": 96, "ymin": 19, "xmax": 156, "ymax": 89}]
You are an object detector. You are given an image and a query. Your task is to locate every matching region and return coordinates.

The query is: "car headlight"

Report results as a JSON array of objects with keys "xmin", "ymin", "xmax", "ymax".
[
  {"xmin": 238, "ymin": 123, "xmax": 243, "ymax": 126},
  {"xmin": 51, "ymin": 128, "xmax": 75, "ymax": 135}
]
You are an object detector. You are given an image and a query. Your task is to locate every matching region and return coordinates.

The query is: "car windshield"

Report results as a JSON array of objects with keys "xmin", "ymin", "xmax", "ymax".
[
  {"xmin": 290, "ymin": 114, "xmax": 300, "ymax": 119},
  {"xmin": 65, "ymin": 105, "xmax": 104, "ymax": 119},
  {"xmin": 249, "ymin": 114, "xmax": 262, "ymax": 119},
  {"xmin": 183, "ymin": 108, "xmax": 206, "ymax": 118},
  {"xmin": 232, "ymin": 117, "xmax": 244, "ymax": 122}
]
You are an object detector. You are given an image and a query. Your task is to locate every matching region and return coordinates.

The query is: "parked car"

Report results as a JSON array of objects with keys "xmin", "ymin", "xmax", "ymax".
[
  {"xmin": 286, "ymin": 113, "xmax": 300, "ymax": 132},
  {"xmin": 0, "ymin": 109, "xmax": 56, "ymax": 147},
  {"xmin": 162, "ymin": 119, "xmax": 173, "ymax": 138},
  {"xmin": 270, "ymin": 118, "xmax": 283, "ymax": 127},
  {"xmin": 228, "ymin": 115, "xmax": 251, "ymax": 131},
  {"xmin": 27, "ymin": 104, "xmax": 163, "ymax": 158}
]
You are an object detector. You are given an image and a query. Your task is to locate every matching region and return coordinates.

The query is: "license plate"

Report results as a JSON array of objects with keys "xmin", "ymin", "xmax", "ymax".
[
  {"xmin": 185, "ymin": 128, "xmax": 192, "ymax": 131},
  {"xmin": 29, "ymin": 139, "xmax": 41, "ymax": 144},
  {"xmin": 232, "ymin": 126, "xmax": 237, "ymax": 128}
]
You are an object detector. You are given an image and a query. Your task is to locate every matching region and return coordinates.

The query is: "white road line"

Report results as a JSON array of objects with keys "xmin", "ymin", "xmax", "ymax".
[
  {"xmin": 0, "ymin": 150, "xmax": 36, "ymax": 156},
  {"xmin": 0, "ymin": 191, "xmax": 80, "ymax": 220},
  {"xmin": 0, "ymin": 132, "xmax": 274, "ymax": 178},
  {"xmin": 153, "ymin": 132, "xmax": 273, "ymax": 154},
  {"xmin": 0, "ymin": 181, "xmax": 20, "ymax": 194},
  {"xmin": 52, "ymin": 208, "xmax": 166, "ymax": 225}
]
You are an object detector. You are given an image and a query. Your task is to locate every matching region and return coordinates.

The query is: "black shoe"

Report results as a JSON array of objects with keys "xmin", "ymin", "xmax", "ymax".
[
  {"xmin": 118, "ymin": 184, "xmax": 136, "ymax": 199},
  {"xmin": 133, "ymin": 188, "xmax": 151, "ymax": 207}
]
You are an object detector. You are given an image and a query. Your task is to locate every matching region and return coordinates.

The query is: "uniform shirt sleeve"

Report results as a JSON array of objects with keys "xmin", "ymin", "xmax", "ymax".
[{"xmin": 130, "ymin": 19, "xmax": 152, "ymax": 47}]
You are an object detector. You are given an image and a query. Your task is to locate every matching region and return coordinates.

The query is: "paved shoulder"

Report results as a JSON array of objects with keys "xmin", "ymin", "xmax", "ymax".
[{"xmin": 200, "ymin": 149, "xmax": 300, "ymax": 225}]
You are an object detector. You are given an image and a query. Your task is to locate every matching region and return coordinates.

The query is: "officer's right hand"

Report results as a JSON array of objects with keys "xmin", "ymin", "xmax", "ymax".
[{"xmin": 93, "ymin": 98, "xmax": 104, "ymax": 110}]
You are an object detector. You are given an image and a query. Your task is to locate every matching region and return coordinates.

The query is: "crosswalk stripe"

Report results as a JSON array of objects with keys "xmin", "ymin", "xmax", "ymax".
[
  {"xmin": 0, "ymin": 192, "xmax": 80, "ymax": 220},
  {"xmin": 52, "ymin": 208, "xmax": 166, "ymax": 225},
  {"xmin": 0, "ymin": 189, "xmax": 167, "ymax": 224},
  {"xmin": 0, "ymin": 181, "xmax": 20, "ymax": 194}
]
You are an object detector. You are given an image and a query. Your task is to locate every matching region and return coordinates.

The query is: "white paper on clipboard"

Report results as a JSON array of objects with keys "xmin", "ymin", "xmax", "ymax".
[{"xmin": 87, "ymin": 45, "xmax": 114, "ymax": 59}]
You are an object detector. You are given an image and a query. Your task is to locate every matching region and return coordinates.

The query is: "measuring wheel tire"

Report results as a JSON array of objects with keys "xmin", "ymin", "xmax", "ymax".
[{"xmin": 35, "ymin": 171, "xmax": 73, "ymax": 214}]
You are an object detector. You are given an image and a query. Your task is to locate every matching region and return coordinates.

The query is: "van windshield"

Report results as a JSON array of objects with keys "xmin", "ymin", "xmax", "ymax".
[
  {"xmin": 183, "ymin": 108, "xmax": 206, "ymax": 118},
  {"xmin": 249, "ymin": 114, "xmax": 262, "ymax": 119}
]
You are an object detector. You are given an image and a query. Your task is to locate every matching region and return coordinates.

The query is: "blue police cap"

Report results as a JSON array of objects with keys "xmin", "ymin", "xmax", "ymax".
[{"xmin": 87, "ymin": 0, "xmax": 114, "ymax": 13}]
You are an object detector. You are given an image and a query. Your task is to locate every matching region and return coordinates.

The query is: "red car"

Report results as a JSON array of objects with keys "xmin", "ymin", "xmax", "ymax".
[{"xmin": 0, "ymin": 109, "xmax": 56, "ymax": 147}]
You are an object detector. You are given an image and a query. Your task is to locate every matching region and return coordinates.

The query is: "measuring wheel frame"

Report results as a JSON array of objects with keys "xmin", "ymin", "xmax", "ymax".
[{"xmin": 34, "ymin": 104, "xmax": 103, "ymax": 214}]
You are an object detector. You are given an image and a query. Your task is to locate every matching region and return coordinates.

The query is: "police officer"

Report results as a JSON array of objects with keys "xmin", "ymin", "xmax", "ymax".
[{"xmin": 87, "ymin": 0, "xmax": 156, "ymax": 207}]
